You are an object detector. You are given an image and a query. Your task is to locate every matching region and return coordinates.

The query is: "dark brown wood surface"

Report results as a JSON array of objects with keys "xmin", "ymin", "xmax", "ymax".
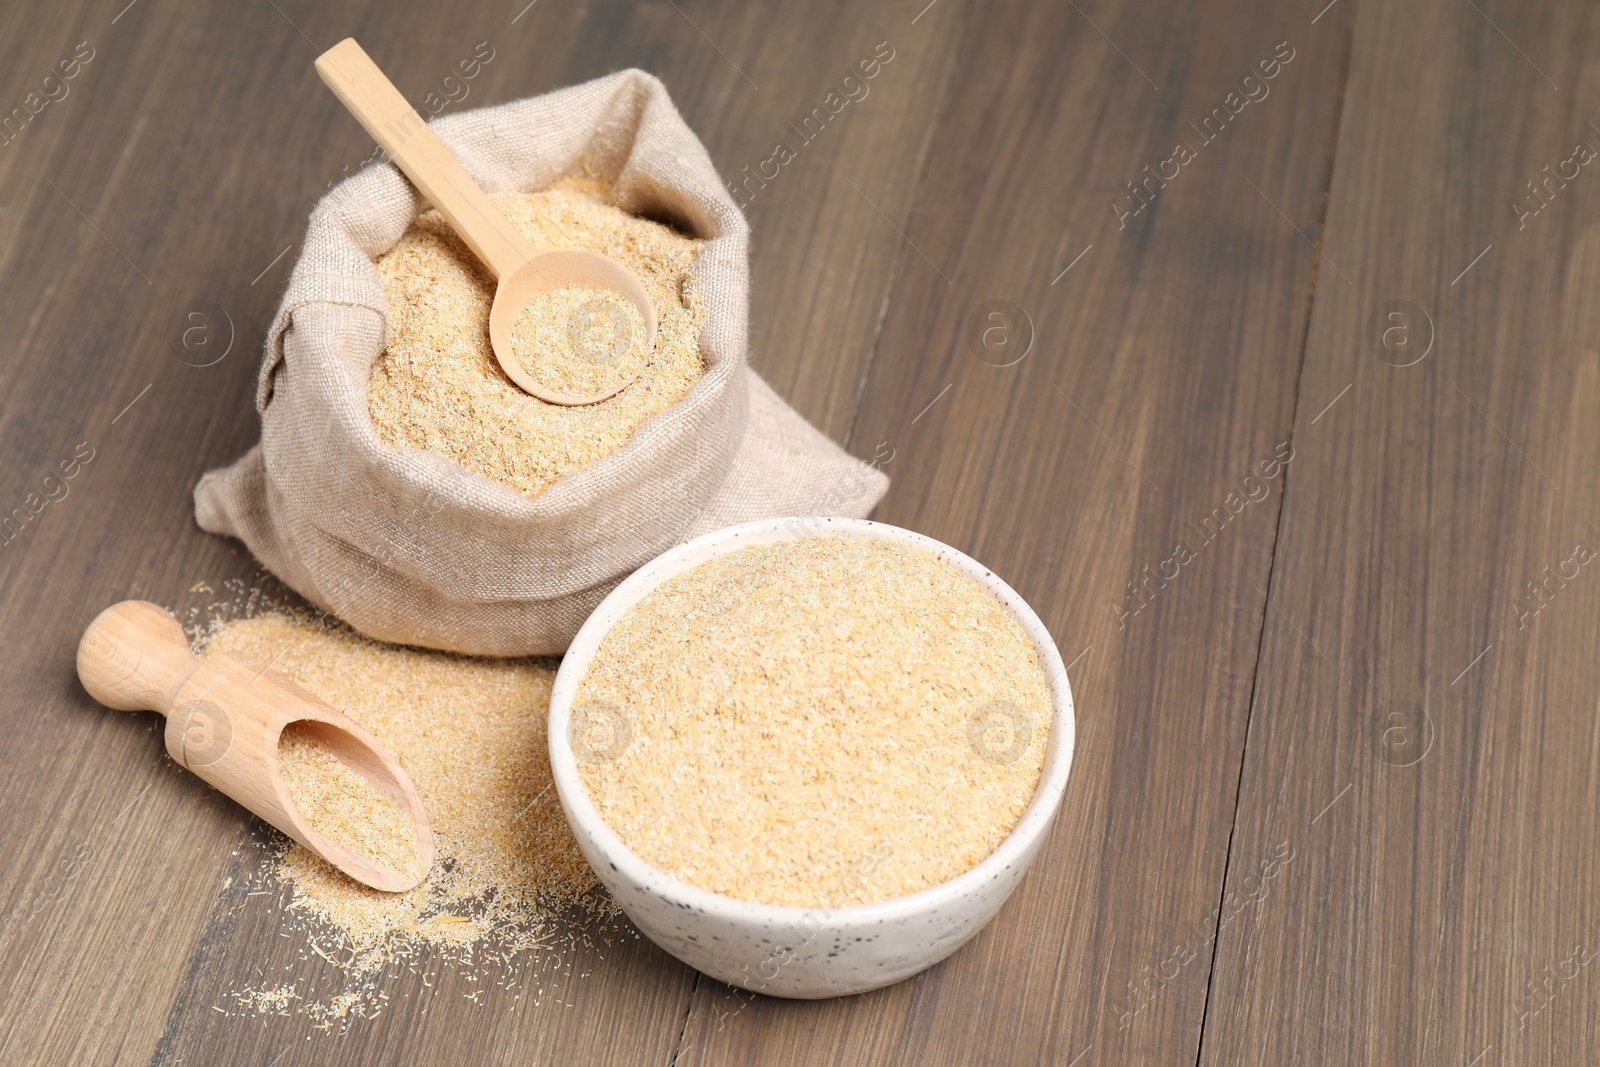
[
  {"xmin": 0, "ymin": 0, "xmax": 1591, "ymax": 1064},
  {"xmin": 1197, "ymin": 0, "xmax": 1600, "ymax": 1064}
]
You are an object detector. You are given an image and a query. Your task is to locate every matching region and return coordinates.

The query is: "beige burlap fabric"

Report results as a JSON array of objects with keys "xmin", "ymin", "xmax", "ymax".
[{"xmin": 194, "ymin": 69, "xmax": 886, "ymax": 656}]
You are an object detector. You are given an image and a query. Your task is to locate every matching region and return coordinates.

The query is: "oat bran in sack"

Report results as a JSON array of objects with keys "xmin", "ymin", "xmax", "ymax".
[{"xmin": 193, "ymin": 69, "xmax": 886, "ymax": 656}]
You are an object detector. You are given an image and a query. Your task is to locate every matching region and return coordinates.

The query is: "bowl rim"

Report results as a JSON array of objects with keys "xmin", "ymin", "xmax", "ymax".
[{"xmin": 548, "ymin": 515, "xmax": 1076, "ymax": 928}]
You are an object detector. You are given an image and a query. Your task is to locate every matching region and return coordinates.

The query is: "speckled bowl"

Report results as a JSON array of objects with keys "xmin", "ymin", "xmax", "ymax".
[{"xmin": 548, "ymin": 516, "xmax": 1076, "ymax": 998}]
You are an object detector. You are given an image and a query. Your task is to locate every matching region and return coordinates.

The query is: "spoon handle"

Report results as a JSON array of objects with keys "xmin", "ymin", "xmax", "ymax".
[
  {"xmin": 315, "ymin": 37, "xmax": 538, "ymax": 280},
  {"xmin": 76, "ymin": 599, "xmax": 201, "ymax": 714}
]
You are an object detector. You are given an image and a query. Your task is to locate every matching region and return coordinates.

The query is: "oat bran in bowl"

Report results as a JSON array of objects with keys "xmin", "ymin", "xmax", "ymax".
[{"xmin": 547, "ymin": 517, "xmax": 1076, "ymax": 998}]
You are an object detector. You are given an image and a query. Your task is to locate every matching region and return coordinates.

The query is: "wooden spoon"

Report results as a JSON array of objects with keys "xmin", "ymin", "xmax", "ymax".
[
  {"xmin": 315, "ymin": 38, "xmax": 656, "ymax": 406},
  {"xmin": 76, "ymin": 601, "xmax": 434, "ymax": 893}
]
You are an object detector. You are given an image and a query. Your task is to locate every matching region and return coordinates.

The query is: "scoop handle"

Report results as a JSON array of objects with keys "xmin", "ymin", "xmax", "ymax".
[
  {"xmin": 314, "ymin": 37, "xmax": 540, "ymax": 280},
  {"xmin": 76, "ymin": 600, "xmax": 202, "ymax": 714}
]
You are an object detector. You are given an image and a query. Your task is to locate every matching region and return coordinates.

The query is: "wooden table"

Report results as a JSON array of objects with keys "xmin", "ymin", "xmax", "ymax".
[{"xmin": 3, "ymin": 0, "xmax": 1596, "ymax": 1062}]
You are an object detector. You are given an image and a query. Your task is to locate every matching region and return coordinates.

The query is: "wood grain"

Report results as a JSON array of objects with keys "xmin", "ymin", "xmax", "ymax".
[
  {"xmin": 2, "ymin": 0, "xmax": 1597, "ymax": 1063},
  {"xmin": 0, "ymin": 0, "xmax": 288, "ymax": 1061},
  {"xmin": 0, "ymin": 0, "xmax": 968, "ymax": 1065},
  {"xmin": 676, "ymin": 0, "xmax": 1352, "ymax": 1063},
  {"xmin": 1197, "ymin": 0, "xmax": 1600, "ymax": 1063}
]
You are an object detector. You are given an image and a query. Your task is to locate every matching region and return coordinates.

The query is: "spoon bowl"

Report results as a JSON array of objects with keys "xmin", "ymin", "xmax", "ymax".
[
  {"xmin": 490, "ymin": 250, "xmax": 659, "ymax": 405},
  {"xmin": 316, "ymin": 38, "xmax": 655, "ymax": 406}
]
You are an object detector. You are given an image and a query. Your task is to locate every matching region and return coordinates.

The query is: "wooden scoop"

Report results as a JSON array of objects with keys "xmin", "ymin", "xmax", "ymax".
[
  {"xmin": 76, "ymin": 601, "xmax": 434, "ymax": 893},
  {"xmin": 314, "ymin": 38, "xmax": 657, "ymax": 406}
]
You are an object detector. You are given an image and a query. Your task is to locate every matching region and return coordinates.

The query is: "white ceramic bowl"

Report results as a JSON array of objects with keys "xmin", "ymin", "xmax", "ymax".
[{"xmin": 549, "ymin": 516, "xmax": 1076, "ymax": 998}]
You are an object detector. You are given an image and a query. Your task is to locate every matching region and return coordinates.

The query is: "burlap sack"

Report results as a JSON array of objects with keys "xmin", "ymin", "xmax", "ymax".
[{"xmin": 194, "ymin": 69, "xmax": 887, "ymax": 656}]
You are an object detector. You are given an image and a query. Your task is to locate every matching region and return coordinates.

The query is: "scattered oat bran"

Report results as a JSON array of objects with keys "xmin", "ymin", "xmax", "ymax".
[
  {"xmin": 367, "ymin": 177, "xmax": 706, "ymax": 498},
  {"xmin": 506, "ymin": 284, "xmax": 649, "ymax": 398},
  {"xmin": 232, "ymin": 984, "xmax": 299, "ymax": 1015},
  {"xmin": 276, "ymin": 722, "xmax": 424, "ymax": 883},
  {"xmin": 574, "ymin": 535, "xmax": 1052, "ymax": 908},
  {"xmin": 199, "ymin": 614, "xmax": 603, "ymax": 994}
]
